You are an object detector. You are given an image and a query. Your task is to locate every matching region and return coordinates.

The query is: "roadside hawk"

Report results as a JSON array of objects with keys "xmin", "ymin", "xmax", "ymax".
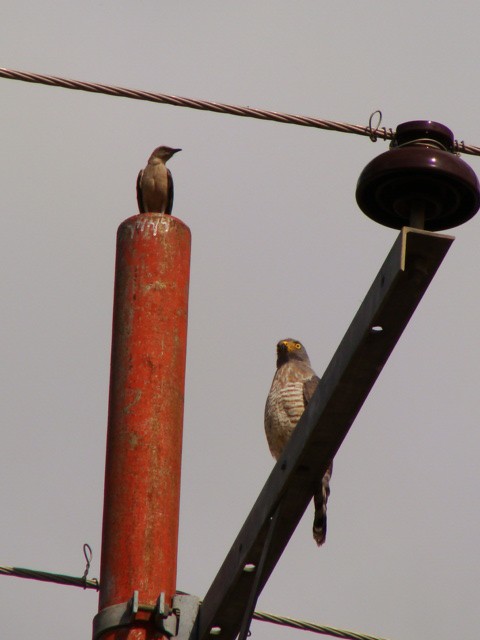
[
  {"xmin": 137, "ymin": 146, "xmax": 181, "ymax": 214},
  {"xmin": 264, "ymin": 338, "xmax": 333, "ymax": 546}
]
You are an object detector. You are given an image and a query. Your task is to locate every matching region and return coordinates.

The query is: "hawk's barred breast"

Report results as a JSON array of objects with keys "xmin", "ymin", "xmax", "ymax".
[{"xmin": 265, "ymin": 378, "xmax": 305, "ymax": 459}]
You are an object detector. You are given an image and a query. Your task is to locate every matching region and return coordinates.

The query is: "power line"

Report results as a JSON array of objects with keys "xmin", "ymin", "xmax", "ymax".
[
  {"xmin": 1, "ymin": 66, "xmax": 480, "ymax": 157},
  {"xmin": 252, "ymin": 609, "xmax": 392, "ymax": 640},
  {"xmin": 0, "ymin": 564, "xmax": 98, "ymax": 590},
  {"xmin": 0, "ymin": 564, "xmax": 392, "ymax": 640},
  {"xmin": 0, "ymin": 67, "xmax": 379, "ymax": 137}
]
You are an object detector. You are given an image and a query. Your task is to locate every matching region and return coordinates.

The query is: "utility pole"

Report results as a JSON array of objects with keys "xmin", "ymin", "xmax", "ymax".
[{"xmin": 94, "ymin": 212, "xmax": 191, "ymax": 640}]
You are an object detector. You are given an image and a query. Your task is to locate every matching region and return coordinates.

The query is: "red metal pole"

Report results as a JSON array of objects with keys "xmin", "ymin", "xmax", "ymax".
[{"xmin": 96, "ymin": 213, "xmax": 191, "ymax": 639}]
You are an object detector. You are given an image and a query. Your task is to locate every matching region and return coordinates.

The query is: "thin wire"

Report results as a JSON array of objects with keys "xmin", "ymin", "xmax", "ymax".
[
  {"xmin": 82, "ymin": 543, "xmax": 94, "ymax": 589},
  {"xmin": 367, "ymin": 110, "xmax": 383, "ymax": 142},
  {"xmin": 394, "ymin": 137, "xmax": 450, "ymax": 151}
]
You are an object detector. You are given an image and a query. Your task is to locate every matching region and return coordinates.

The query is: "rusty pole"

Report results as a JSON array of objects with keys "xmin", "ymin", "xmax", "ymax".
[{"xmin": 95, "ymin": 213, "xmax": 191, "ymax": 640}]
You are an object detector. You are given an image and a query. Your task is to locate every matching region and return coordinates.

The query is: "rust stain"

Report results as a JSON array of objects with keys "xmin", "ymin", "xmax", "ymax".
[{"xmin": 123, "ymin": 388, "xmax": 142, "ymax": 414}]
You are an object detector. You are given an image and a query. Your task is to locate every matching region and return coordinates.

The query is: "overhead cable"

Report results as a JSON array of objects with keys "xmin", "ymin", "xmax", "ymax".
[
  {"xmin": 1, "ymin": 564, "xmax": 391, "ymax": 640},
  {"xmin": 1, "ymin": 66, "xmax": 479, "ymax": 156}
]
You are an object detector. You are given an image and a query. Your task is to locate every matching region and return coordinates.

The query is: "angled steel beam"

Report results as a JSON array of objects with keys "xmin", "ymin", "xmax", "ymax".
[{"xmin": 194, "ymin": 228, "xmax": 454, "ymax": 640}]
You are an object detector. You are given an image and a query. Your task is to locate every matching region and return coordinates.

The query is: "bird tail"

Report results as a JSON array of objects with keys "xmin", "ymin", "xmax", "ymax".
[{"xmin": 313, "ymin": 462, "xmax": 333, "ymax": 546}]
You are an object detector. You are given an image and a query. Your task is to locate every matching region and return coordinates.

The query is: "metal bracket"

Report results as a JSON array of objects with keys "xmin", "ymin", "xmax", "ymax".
[
  {"xmin": 173, "ymin": 594, "xmax": 200, "ymax": 640},
  {"xmin": 93, "ymin": 591, "xmax": 198, "ymax": 640}
]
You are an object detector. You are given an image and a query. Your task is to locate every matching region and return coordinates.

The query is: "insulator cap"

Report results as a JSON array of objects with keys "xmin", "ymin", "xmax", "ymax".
[{"xmin": 356, "ymin": 120, "xmax": 480, "ymax": 230}]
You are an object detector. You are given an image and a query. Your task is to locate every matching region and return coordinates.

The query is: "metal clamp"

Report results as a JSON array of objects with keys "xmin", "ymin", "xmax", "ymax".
[
  {"xmin": 92, "ymin": 591, "xmax": 199, "ymax": 640},
  {"xmin": 155, "ymin": 592, "xmax": 179, "ymax": 638},
  {"xmin": 92, "ymin": 591, "xmax": 138, "ymax": 640}
]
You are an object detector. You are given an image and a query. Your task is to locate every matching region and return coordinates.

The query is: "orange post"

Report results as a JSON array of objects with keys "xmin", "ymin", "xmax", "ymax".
[{"xmin": 95, "ymin": 213, "xmax": 191, "ymax": 639}]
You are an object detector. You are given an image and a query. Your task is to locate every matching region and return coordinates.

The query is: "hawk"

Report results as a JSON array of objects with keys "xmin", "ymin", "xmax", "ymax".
[
  {"xmin": 136, "ymin": 146, "xmax": 181, "ymax": 214},
  {"xmin": 264, "ymin": 338, "xmax": 333, "ymax": 546}
]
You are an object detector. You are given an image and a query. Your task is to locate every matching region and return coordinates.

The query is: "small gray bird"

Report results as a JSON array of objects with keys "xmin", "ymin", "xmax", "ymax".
[
  {"xmin": 136, "ymin": 146, "xmax": 181, "ymax": 214},
  {"xmin": 264, "ymin": 338, "xmax": 333, "ymax": 546}
]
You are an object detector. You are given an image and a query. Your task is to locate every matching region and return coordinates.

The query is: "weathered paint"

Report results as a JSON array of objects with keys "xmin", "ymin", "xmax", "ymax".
[{"xmin": 98, "ymin": 213, "xmax": 191, "ymax": 639}]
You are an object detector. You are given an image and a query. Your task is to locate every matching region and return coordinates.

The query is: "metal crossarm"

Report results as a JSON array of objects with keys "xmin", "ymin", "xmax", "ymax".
[{"xmin": 193, "ymin": 228, "xmax": 454, "ymax": 640}]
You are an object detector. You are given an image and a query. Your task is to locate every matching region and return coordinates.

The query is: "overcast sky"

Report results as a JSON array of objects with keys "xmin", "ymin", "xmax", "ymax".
[{"xmin": 1, "ymin": 3, "xmax": 480, "ymax": 639}]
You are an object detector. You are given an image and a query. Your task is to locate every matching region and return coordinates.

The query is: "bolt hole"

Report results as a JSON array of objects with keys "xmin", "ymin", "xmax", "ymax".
[
  {"xmin": 371, "ymin": 325, "xmax": 383, "ymax": 333},
  {"xmin": 281, "ymin": 461, "xmax": 287, "ymax": 471}
]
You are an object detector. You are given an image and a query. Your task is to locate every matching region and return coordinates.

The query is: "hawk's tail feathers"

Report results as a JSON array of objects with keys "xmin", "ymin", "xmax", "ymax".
[
  {"xmin": 313, "ymin": 513, "xmax": 327, "ymax": 546},
  {"xmin": 312, "ymin": 463, "xmax": 333, "ymax": 547}
]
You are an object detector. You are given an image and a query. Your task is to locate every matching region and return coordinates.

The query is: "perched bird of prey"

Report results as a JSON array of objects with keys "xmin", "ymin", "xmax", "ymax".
[
  {"xmin": 264, "ymin": 338, "xmax": 333, "ymax": 546},
  {"xmin": 136, "ymin": 146, "xmax": 181, "ymax": 214}
]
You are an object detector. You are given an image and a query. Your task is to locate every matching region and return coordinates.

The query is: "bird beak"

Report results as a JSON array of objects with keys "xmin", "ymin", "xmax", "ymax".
[
  {"xmin": 285, "ymin": 340, "xmax": 301, "ymax": 353},
  {"xmin": 172, "ymin": 148, "xmax": 182, "ymax": 154}
]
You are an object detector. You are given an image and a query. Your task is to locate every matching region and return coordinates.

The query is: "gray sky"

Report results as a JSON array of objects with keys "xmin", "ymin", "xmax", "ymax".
[{"xmin": 1, "ymin": 2, "xmax": 480, "ymax": 639}]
